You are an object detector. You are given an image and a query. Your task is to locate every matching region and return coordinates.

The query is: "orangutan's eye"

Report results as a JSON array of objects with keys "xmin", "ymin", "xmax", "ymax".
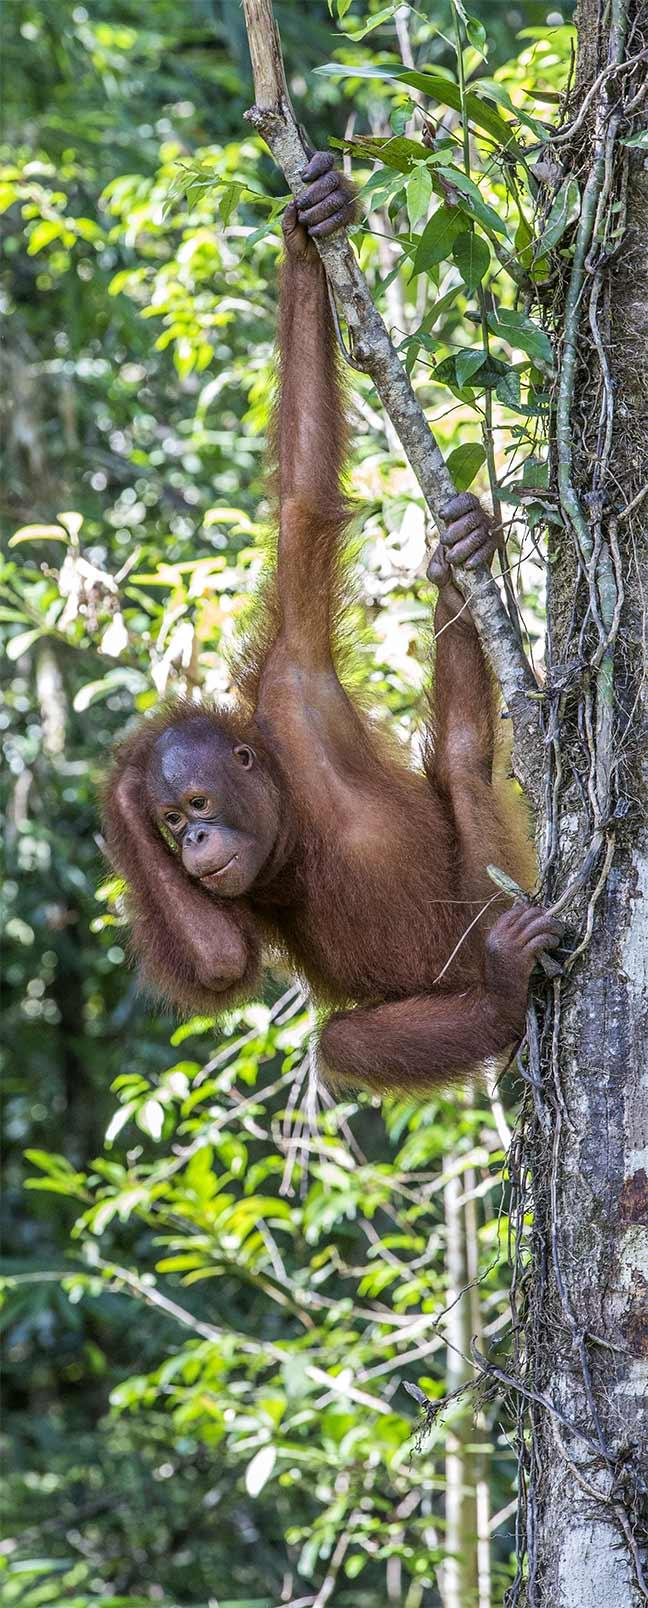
[
  {"xmin": 165, "ymin": 810, "xmax": 184, "ymax": 829},
  {"xmin": 189, "ymin": 795, "xmax": 208, "ymax": 811},
  {"xmin": 233, "ymin": 745, "xmax": 255, "ymax": 771}
]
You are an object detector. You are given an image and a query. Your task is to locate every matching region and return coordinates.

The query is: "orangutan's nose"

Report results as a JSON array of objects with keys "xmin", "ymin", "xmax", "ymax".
[{"xmin": 182, "ymin": 823, "xmax": 232, "ymax": 878}]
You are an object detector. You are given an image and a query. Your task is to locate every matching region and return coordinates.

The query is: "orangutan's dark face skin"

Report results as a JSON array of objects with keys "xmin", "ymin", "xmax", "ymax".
[{"xmin": 145, "ymin": 718, "xmax": 281, "ymax": 898}]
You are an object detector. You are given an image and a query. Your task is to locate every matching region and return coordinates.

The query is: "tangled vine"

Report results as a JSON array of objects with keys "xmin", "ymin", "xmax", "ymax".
[{"xmin": 505, "ymin": 2, "xmax": 648, "ymax": 1600}]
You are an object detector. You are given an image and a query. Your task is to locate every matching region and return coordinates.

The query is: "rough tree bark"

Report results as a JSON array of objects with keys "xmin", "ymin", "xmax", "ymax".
[
  {"xmin": 240, "ymin": 2, "xmax": 648, "ymax": 1601},
  {"xmin": 515, "ymin": 1, "xmax": 648, "ymax": 1602}
]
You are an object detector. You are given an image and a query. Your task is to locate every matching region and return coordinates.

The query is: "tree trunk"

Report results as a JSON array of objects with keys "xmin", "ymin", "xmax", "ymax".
[
  {"xmin": 443, "ymin": 1171, "xmax": 479, "ymax": 1608},
  {"xmin": 516, "ymin": 2, "xmax": 648, "ymax": 1602}
]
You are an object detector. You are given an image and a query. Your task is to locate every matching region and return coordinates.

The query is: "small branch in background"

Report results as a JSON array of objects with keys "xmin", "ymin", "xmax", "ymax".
[
  {"xmin": 442, "ymin": 1163, "xmax": 480, "ymax": 1608},
  {"xmin": 240, "ymin": 0, "xmax": 544, "ymax": 798},
  {"xmin": 36, "ymin": 640, "xmax": 66, "ymax": 757},
  {"xmin": 451, "ymin": 4, "xmax": 524, "ymax": 651}
]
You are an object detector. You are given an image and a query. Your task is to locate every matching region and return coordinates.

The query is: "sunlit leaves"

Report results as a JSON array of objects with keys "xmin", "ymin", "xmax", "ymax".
[
  {"xmin": 0, "ymin": 179, "xmax": 18, "ymax": 213},
  {"xmin": 136, "ymin": 1098, "xmax": 165, "ymax": 1140},
  {"xmin": 24, "ymin": 1150, "xmax": 87, "ymax": 1199},
  {"xmin": 315, "ymin": 63, "xmax": 523, "ymax": 154},
  {"xmin": 72, "ymin": 668, "xmax": 148, "ymax": 711},
  {"xmin": 57, "ymin": 510, "xmax": 84, "ymax": 541},
  {"xmin": 27, "ymin": 212, "xmax": 102, "ymax": 254},
  {"xmin": 471, "ymin": 76, "xmax": 549, "ymax": 141},
  {"xmin": 8, "ymin": 522, "xmax": 68, "ymax": 545},
  {"xmin": 6, "ymin": 627, "xmax": 45, "ymax": 661},
  {"xmin": 339, "ymin": 2, "xmax": 400, "ymax": 39},
  {"xmin": 27, "ymin": 217, "xmax": 70, "ymax": 253},
  {"xmin": 245, "ymin": 1444, "xmax": 277, "ymax": 1496},
  {"xmin": 100, "ymin": 611, "xmax": 129, "ymax": 657},
  {"xmin": 340, "ymin": 133, "xmax": 437, "ymax": 173}
]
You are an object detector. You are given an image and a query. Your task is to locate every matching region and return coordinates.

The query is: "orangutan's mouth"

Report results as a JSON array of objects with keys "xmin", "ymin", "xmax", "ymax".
[{"xmin": 200, "ymin": 854, "xmax": 237, "ymax": 882}]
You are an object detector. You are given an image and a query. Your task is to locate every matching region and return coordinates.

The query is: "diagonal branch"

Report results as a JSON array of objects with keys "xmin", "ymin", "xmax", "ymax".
[{"xmin": 241, "ymin": 0, "xmax": 544, "ymax": 795}]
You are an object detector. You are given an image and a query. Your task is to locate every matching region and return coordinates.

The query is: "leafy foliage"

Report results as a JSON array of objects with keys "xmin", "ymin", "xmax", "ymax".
[{"xmin": 1, "ymin": 2, "xmax": 574, "ymax": 1603}]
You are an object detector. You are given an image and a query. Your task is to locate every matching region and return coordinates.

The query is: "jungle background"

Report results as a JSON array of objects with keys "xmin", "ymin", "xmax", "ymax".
[{"xmin": 1, "ymin": 3, "xmax": 578, "ymax": 1605}]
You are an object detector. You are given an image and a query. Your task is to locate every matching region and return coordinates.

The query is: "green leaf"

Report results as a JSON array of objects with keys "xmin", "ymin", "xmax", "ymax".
[
  {"xmin": 25, "ymin": 1178, "xmax": 84, "ymax": 1196},
  {"xmin": 9, "ymin": 522, "xmax": 68, "ymax": 545},
  {"xmin": 495, "ymin": 367, "xmax": 522, "ymax": 409},
  {"xmin": 5, "ymin": 1559, "xmax": 69, "ymax": 1575},
  {"xmin": 135, "ymin": 1099, "xmax": 165, "ymax": 1140},
  {"xmin": 105, "ymin": 1103, "xmax": 138, "ymax": 1145},
  {"xmin": 74, "ymin": 216, "xmax": 102, "ymax": 242},
  {"xmin": 487, "ymin": 307, "xmax": 554, "ymax": 369},
  {"xmin": 434, "ymin": 351, "xmax": 508, "ymax": 393},
  {"xmin": 155, "ymin": 1254, "xmax": 208, "ymax": 1274},
  {"xmin": 219, "ymin": 183, "xmax": 242, "ymax": 226},
  {"xmin": 446, "ymin": 442, "xmax": 486, "ymax": 491},
  {"xmin": 522, "ymin": 457, "xmax": 550, "ymax": 488},
  {"xmin": 413, "ymin": 207, "xmax": 463, "ymax": 274},
  {"xmin": 404, "ymin": 338, "xmax": 423, "ymax": 375},
  {"xmin": 343, "ymin": 134, "xmax": 424, "ymax": 173},
  {"xmin": 27, "ymin": 218, "xmax": 65, "ymax": 254},
  {"xmin": 455, "ymin": 347, "xmax": 488, "ymax": 388},
  {"xmin": 621, "ymin": 129, "xmax": 648, "ymax": 148},
  {"xmin": 466, "ymin": 16, "xmax": 487, "ymax": 55},
  {"xmin": 342, "ymin": 3, "xmax": 398, "ymax": 38},
  {"xmin": 452, "ymin": 230, "xmax": 490, "ymax": 291},
  {"xmin": 486, "ymin": 863, "xmax": 525, "ymax": 898},
  {"xmin": 472, "ymin": 77, "xmax": 549, "ymax": 140},
  {"xmin": 73, "ymin": 669, "xmax": 148, "ymax": 711},
  {"xmin": 435, "ymin": 167, "xmax": 509, "ymax": 237},
  {"xmin": 6, "ymin": 628, "xmax": 44, "ymax": 661},
  {"xmin": 0, "ymin": 181, "xmax": 18, "ymax": 214},
  {"xmin": 346, "ymin": 1554, "xmax": 367, "ymax": 1578},
  {"xmin": 245, "ymin": 1444, "xmax": 276, "ymax": 1497},
  {"xmin": 316, "ymin": 65, "xmax": 523, "ymax": 155},
  {"xmin": 345, "ymin": 134, "xmax": 458, "ymax": 177},
  {"xmin": 25, "ymin": 1149, "xmax": 78, "ymax": 1176},
  {"xmin": 170, "ymin": 1015, "xmax": 217, "ymax": 1043},
  {"xmin": 423, "ymin": 284, "xmax": 463, "ymax": 330},
  {"xmin": 406, "ymin": 165, "xmax": 433, "ymax": 229},
  {"xmin": 536, "ymin": 177, "xmax": 580, "ymax": 252}
]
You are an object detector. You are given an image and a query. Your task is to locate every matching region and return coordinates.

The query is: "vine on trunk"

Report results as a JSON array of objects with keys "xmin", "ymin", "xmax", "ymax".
[{"xmin": 507, "ymin": 2, "xmax": 648, "ymax": 1599}]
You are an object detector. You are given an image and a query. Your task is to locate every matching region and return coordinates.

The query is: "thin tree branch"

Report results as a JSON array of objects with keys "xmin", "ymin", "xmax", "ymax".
[{"xmin": 240, "ymin": 0, "xmax": 544, "ymax": 796}]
